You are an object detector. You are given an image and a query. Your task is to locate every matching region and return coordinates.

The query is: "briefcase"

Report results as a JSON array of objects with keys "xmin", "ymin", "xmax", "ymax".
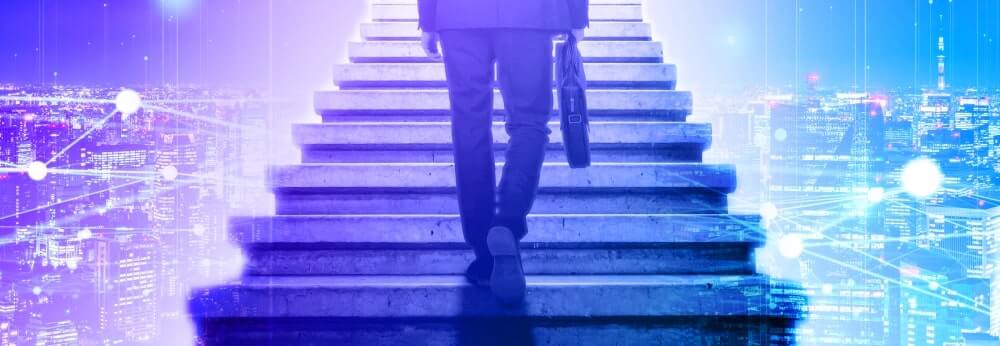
[{"xmin": 556, "ymin": 35, "xmax": 591, "ymax": 168}]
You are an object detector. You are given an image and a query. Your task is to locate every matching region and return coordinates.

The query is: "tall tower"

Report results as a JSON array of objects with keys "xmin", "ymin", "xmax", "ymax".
[{"xmin": 937, "ymin": 36, "xmax": 946, "ymax": 91}]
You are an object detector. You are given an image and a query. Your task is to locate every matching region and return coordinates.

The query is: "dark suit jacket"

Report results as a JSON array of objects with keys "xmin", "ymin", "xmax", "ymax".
[{"xmin": 418, "ymin": 0, "xmax": 589, "ymax": 32}]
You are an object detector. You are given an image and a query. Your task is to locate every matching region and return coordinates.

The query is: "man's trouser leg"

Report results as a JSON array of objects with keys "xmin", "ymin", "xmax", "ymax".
[
  {"xmin": 439, "ymin": 29, "xmax": 497, "ymax": 260},
  {"xmin": 493, "ymin": 29, "xmax": 554, "ymax": 240}
]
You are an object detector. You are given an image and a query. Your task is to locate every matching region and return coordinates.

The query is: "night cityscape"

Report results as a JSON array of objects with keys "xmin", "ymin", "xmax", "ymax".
[{"xmin": 2, "ymin": 0, "xmax": 1000, "ymax": 345}]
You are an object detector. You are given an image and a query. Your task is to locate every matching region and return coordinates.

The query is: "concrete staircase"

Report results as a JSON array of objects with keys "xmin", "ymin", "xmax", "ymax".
[{"xmin": 188, "ymin": 0, "xmax": 807, "ymax": 344}]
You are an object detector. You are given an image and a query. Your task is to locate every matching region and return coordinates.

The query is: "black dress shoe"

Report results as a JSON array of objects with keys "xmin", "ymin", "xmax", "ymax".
[
  {"xmin": 464, "ymin": 258, "xmax": 492, "ymax": 287},
  {"xmin": 486, "ymin": 226, "xmax": 526, "ymax": 305}
]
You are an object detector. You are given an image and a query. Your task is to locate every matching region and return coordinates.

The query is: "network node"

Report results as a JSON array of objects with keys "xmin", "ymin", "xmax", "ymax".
[
  {"xmin": 160, "ymin": 165, "xmax": 179, "ymax": 181},
  {"xmin": 760, "ymin": 202, "xmax": 779, "ymax": 220},
  {"xmin": 901, "ymin": 158, "xmax": 943, "ymax": 199},
  {"xmin": 27, "ymin": 161, "xmax": 48, "ymax": 181},
  {"xmin": 115, "ymin": 88, "xmax": 143, "ymax": 117},
  {"xmin": 778, "ymin": 233, "xmax": 804, "ymax": 259},
  {"xmin": 867, "ymin": 187, "xmax": 885, "ymax": 203}
]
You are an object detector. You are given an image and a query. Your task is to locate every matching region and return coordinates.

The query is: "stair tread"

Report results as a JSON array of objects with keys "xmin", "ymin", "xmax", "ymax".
[
  {"xmin": 333, "ymin": 63, "xmax": 675, "ymax": 88},
  {"xmin": 348, "ymin": 41, "xmax": 663, "ymax": 63},
  {"xmin": 189, "ymin": 275, "xmax": 805, "ymax": 319},
  {"xmin": 361, "ymin": 22, "xmax": 652, "ymax": 41},
  {"xmin": 314, "ymin": 89, "xmax": 691, "ymax": 114},
  {"xmin": 293, "ymin": 121, "xmax": 709, "ymax": 147},
  {"xmin": 269, "ymin": 163, "xmax": 736, "ymax": 192},
  {"xmin": 230, "ymin": 214, "xmax": 763, "ymax": 245}
]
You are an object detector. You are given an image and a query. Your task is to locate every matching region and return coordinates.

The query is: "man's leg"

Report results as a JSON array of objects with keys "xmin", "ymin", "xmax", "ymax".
[
  {"xmin": 438, "ymin": 30, "xmax": 497, "ymax": 265},
  {"xmin": 493, "ymin": 29, "xmax": 555, "ymax": 239}
]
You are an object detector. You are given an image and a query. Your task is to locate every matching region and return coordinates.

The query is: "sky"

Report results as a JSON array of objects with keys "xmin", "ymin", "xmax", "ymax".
[{"xmin": 1, "ymin": 0, "xmax": 999, "ymax": 97}]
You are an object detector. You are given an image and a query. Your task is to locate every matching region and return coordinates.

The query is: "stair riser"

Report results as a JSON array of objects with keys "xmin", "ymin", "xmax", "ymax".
[
  {"xmin": 243, "ymin": 246, "xmax": 755, "ymax": 276},
  {"xmin": 292, "ymin": 122, "xmax": 711, "ymax": 148},
  {"xmin": 333, "ymin": 63, "xmax": 675, "ymax": 90},
  {"xmin": 274, "ymin": 192, "xmax": 728, "ymax": 215},
  {"xmin": 195, "ymin": 318, "xmax": 799, "ymax": 346},
  {"xmin": 371, "ymin": 5, "xmax": 643, "ymax": 22},
  {"xmin": 321, "ymin": 113, "xmax": 688, "ymax": 122},
  {"xmin": 361, "ymin": 22, "xmax": 653, "ymax": 41},
  {"xmin": 270, "ymin": 164, "xmax": 735, "ymax": 191},
  {"xmin": 188, "ymin": 277, "xmax": 802, "ymax": 318},
  {"xmin": 314, "ymin": 90, "xmax": 691, "ymax": 117},
  {"xmin": 300, "ymin": 147, "xmax": 702, "ymax": 163},
  {"xmin": 229, "ymin": 215, "xmax": 765, "ymax": 245},
  {"xmin": 348, "ymin": 41, "xmax": 663, "ymax": 63}
]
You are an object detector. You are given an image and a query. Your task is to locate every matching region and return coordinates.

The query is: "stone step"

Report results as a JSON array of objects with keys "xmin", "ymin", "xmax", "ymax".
[
  {"xmin": 194, "ymin": 320, "xmax": 799, "ymax": 346},
  {"xmin": 270, "ymin": 163, "xmax": 735, "ymax": 215},
  {"xmin": 371, "ymin": 4, "xmax": 643, "ymax": 22},
  {"xmin": 188, "ymin": 275, "xmax": 805, "ymax": 318},
  {"xmin": 229, "ymin": 214, "xmax": 763, "ymax": 245},
  {"xmin": 232, "ymin": 214, "xmax": 764, "ymax": 276},
  {"xmin": 370, "ymin": 0, "xmax": 643, "ymax": 5},
  {"xmin": 361, "ymin": 22, "xmax": 653, "ymax": 41},
  {"xmin": 348, "ymin": 41, "xmax": 663, "ymax": 63},
  {"xmin": 333, "ymin": 63, "xmax": 675, "ymax": 89},
  {"xmin": 270, "ymin": 163, "xmax": 735, "ymax": 192},
  {"xmin": 314, "ymin": 90, "xmax": 691, "ymax": 121},
  {"xmin": 294, "ymin": 121, "xmax": 709, "ymax": 163}
]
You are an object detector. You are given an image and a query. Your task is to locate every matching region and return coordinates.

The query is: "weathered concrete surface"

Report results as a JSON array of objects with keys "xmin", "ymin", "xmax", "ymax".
[
  {"xmin": 348, "ymin": 41, "xmax": 664, "ymax": 63},
  {"xmin": 268, "ymin": 163, "xmax": 736, "ymax": 192},
  {"xmin": 229, "ymin": 214, "xmax": 763, "ymax": 245},
  {"xmin": 244, "ymin": 247, "xmax": 755, "ymax": 276},
  {"xmin": 361, "ymin": 22, "xmax": 653, "ymax": 41},
  {"xmin": 274, "ymin": 190, "xmax": 729, "ymax": 215},
  {"xmin": 189, "ymin": 275, "xmax": 805, "ymax": 319},
  {"xmin": 333, "ymin": 63, "xmax": 675, "ymax": 88},
  {"xmin": 294, "ymin": 121, "xmax": 708, "ymax": 163},
  {"xmin": 292, "ymin": 121, "xmax": 709, "ymax": 147},
  {"xmin": 371, "ymin": 4, "xmax": 643, "ymax": 22},
  {"xmin": 314, "ymin": 89, "xmax": 691, "ymax": 116}
]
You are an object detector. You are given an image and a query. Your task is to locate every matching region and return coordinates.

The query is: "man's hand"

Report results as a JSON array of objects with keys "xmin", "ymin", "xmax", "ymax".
[{"xmin": 421, "ymin": 32, "xmax": 442, "ymax": 60}]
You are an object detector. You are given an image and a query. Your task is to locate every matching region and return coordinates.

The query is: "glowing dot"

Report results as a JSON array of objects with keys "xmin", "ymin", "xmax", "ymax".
[
  {"xmin": 160, "ymin": 166, "xmax": 179, "ymax": 181},
  {"xmin": 774, "ymin": 128, "xmax": 788, "ymax": 142},
  {"xmin": 32, "ymin": 286, "xmax": 42, "ymax": 295},
  {"xmin": 27, "ymin": 161, "xmax": 48, "ymax": 181},
  {"xmin": 929, "ymin": 281, "xmax": 939, "ymax": 290},
  {"xmin": 867, "ymin": 187, "xmax": 885, "ymax": 203},
  {"xmin": 760, "ymin": 202, "xmax": 779, "ymax": 220},
  {"xmin": 727, "ymin": 35, "xmax": 736, "ymax": 46},
  {"xmin": 821, "ymin": 283, "xmax": 834, "ymax": 295},
  {"xmin": 778, "ymin": 233, "xmax": 804, "ymax": 259},
  {"xmin": 901, "ymin": 158, "xmax": 944, "ymax": 199},
  {"xmin": 67, "ymin": 260, "xmax": 78, "ymax": 270},
  {"xmin": 191, "ymin": 224, "xmax": 205, "ymax": 236},
  {"xmin": 77, "ymin": 228, "xmax": 93, "ymax": 240},
  {"xmin": 115, "ymin": 89, "xmax": 142, "ymax": 116}
]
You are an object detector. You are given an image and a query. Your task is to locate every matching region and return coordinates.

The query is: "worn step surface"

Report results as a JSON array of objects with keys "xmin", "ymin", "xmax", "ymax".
[
  {"xmin": 294, "ymin": 121, "xmax": 708, "ymax": 163},
  {"xmin": 348, "ymin": 41, "xmax": 664, "ymax": 63},
  {"xmin": 232, "ymin": 214, "xmax": 764, "ymax": 276},
  {"xmin": 189, "ymin": 275, "xmax": 804, "ymax": 318},
  {"xmin": 271, "ymin": 163, "xmax": 735, "ymax": 215},
  {"xmin": 333, "ymin": 63, "xmax": 675, "ymax": 89},
  {"xmin": 371, "ymin": 4, "xmax": 643, "ymax": 22},
  {"xmin": 315, "ymin": 90, "xmax": 691, "ymax": 121},
  {"xmin": 361, "ymin": 22, "xmax": 653, "ymax": 41}
]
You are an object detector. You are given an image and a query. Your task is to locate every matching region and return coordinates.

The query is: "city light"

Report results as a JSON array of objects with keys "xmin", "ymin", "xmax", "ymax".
[{"xmin": 901, "ymin": 158, "xmax": 944, "ymax": 199}]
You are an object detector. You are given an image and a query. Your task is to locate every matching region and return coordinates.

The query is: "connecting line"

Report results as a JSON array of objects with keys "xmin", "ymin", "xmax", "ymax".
[
  {"xmin": 147, "ymin": 105, "xmax": 262, "ymax": 131},
  {"xmin": 46, "ymin": 110, "xmax": 118, "ymax": 165},
  {"xmin": 804, "ymin": 247, "xmax": 990, "ymax": 316},
  {"xmin": 0, "ymin": 178, "xmax": 150, "ymax": 221}
]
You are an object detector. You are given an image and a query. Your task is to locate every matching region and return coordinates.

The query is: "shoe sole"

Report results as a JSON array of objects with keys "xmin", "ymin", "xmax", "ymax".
[{"xmin": 487, "ymin": 226, "xmax": 526, "ymax": 305}]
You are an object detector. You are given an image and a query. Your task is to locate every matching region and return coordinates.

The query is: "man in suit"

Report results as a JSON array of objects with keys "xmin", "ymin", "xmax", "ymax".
[{"xmin": 417, "ymin": 0, "xmax": 589, "ymax": 305}]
